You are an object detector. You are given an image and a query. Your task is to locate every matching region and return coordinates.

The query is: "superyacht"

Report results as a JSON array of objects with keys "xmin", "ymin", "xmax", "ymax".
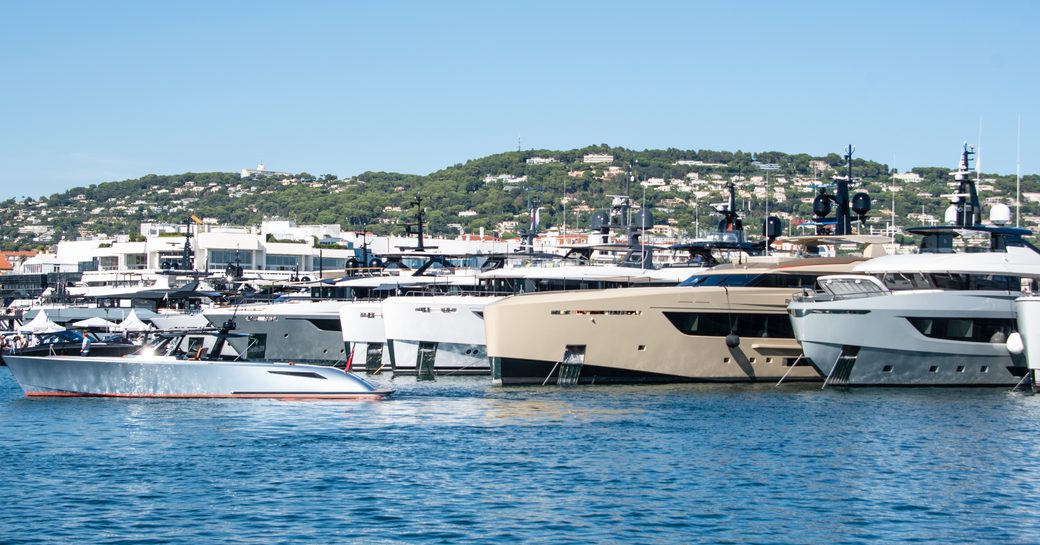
[
  {"xmin": 370, "ymin": 190, "xmax": 750, "ymax": 377},
  {"xmin": 788, "ymin": 144, "xmax": 1040, "ymax": 386},
  {"xmin": 486, "ymin": 145, "xmax": 885, "ymax": 385}
]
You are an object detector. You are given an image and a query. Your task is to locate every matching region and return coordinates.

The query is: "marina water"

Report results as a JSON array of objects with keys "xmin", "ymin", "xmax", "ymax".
[{"xmin": 2, "ymin": 368, "xmax": 1040, "ymax": 544}]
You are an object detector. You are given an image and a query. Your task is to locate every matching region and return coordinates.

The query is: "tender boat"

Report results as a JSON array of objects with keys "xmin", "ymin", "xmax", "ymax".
[{"xmin": 4, "ymin": 327, "xmax": 391, "ymax": 399}]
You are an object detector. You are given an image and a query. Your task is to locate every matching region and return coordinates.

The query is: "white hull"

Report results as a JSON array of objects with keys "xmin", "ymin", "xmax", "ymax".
[
  {"xmin": 790, "ymin": 290, "xmax": 1025, "ymax": 386},
  {"xmin": 5, "ymin": 354, "xmax": 389, "ymax": 399},
  {"xmin": 340, "ymin": 301, "xmax": 391, "ymax": 374},
  {"xmin": 382, "ymin": 295, "xmax": 503, "ymax": 375},
  {"xmin": 1017, "ymin": 296, "xmax": 1040, "ymax": 372}
]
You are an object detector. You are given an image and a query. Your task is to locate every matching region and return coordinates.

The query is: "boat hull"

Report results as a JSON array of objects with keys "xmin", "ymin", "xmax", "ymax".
[
  {"xmin": 382, "ymin": 295, "xmax": 500, "ymax": 376},
  {"xmin": 340, "ymin": 301, "xmax": 392, "ymax": 374},
  {"xmin": 789, "ymin": 291, "xmax": 1025, "ymax": 386},
  {"xmin": 485, "ymin": 286, "xmax": 821, "ymax": 386},
  {"xmin": 5, "ymin": 355, "xmax": 390, "ymax": 399}
]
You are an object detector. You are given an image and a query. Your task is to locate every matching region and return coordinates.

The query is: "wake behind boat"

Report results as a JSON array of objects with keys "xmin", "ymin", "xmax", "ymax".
[{"xmin": 4, "ymin": 327, "xmax": 391, "ymax": 399}]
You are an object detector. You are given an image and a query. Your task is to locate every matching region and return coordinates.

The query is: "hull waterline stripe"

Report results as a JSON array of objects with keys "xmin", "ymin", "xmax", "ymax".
[{"xmin": 25, "ymin": 391, "xmax": 390, "ymax": 399}]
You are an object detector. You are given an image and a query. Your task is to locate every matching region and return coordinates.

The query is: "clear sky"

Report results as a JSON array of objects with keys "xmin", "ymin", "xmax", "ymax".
[{"xmin": 1, "ymin": 1, "xmax": 1036, "ymax": 200}]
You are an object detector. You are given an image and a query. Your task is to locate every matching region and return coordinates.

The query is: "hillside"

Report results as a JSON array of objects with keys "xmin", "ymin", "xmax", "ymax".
[{"xmin": 2, "ymin": 145, "xmax": 1038, "ymax": 250}]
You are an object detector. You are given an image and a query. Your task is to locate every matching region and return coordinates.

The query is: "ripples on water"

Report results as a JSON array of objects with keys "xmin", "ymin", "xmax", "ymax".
[{"xmin": 2, "ymin": 368, "xmax": 1040, "ymax": 544}]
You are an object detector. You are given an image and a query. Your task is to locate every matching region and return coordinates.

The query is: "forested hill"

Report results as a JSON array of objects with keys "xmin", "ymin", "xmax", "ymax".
[{"xmin": 2, "ymin": 144, "xmax": 1037, "ymax": 250}]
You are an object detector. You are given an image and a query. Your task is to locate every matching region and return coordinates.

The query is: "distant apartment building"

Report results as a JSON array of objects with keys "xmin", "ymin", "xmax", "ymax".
[
  {"xmin": 240, "ymin": 162, "xmax": 292, "ymax": 179},
  {"xmin": 893, "ymin": 172, "xmax": 924, "ymax": 183},
  {"xmin": 525, "ymin": 157, "xmax": 558, "ymax": 165},
  {"xmin": 674, "ymin": 160, "xmax": 727, "ymax": 167},
  {"xmin": 582, "ymin": 153, "xmax": 613, "ymax": 164},
  {"xmin": 0, "ymin": 251, "xmax": 38, "ymax": 273},
  {"xmin": 809, "ymin": 160, "xmax": 833, "ymax": 173},
  {"xmin": 483, "ymin": 174, "xmax": 528, "ymax": 185},
  {"xmin": 496, "ymin": 220, "xmax": 519, "ymax": 232}
]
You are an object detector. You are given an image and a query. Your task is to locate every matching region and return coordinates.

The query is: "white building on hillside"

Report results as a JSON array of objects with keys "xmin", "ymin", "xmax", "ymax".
[
  {"xmin": 240, "ymin": 162, "xmax": 292, "ymax": 179},
  {"xmin": 583, "ymin": 154, "xmax": 613, "ymax": 164}
]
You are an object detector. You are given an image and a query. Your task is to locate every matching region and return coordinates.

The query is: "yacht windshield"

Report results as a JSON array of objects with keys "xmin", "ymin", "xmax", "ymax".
[
  {"xmin": 680, "ymin": 274, "xmax": 761, "ymax": 287},
  {"xmin": 680, "ymin": 273, "xmax": 821, "ymax": 289},
  {"xmin": 878, "ymin": 272, "xmax": 1025, "ymax": 292}
]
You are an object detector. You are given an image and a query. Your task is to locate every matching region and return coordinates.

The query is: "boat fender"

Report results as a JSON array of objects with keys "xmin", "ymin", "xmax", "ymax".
[
  {"xmin": 725, "ymin": 333, "xmax": 740, "ymax": 349},
  {"xmin": 1007, "ymin": 332, "xmax": 1025, "ymax": 355}
]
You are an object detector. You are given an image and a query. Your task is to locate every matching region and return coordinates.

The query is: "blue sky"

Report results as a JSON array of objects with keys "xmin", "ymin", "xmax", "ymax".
[{"xmin": 1, "ymin": 1, "xmax": 1036, "ymax": 199}]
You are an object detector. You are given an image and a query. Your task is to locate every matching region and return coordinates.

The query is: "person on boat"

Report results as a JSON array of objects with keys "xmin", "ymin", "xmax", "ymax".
[{"xmin": 80, "ymin": 335, "xmax": 91, "ymax": 356}]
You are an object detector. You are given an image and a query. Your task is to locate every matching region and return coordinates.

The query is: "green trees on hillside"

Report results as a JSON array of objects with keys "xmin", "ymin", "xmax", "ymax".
[{"xmin": 1, "ymin": 145, "xmax": 1037, "ymax": 251}]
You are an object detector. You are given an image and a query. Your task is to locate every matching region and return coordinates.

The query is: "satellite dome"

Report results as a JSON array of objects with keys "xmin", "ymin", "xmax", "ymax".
[
  {"xmin": 989, "ymin": 203, "xmax": 1012, "ymax": 226},
  {"xmin": 633, "ymin": 209, "xmax": 654, "ymax": 230}
]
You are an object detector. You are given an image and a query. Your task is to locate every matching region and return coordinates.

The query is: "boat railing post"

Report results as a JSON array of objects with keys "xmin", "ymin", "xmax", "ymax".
[
  {"xmin": 1010, "ymin": 372, "xmax": 1032, "ymax": 393},
  {"xmin": 542, "ymin": 360, "xmax": 561, "ymax": 386},
  {"xmin": 821, "ymin": 354, "xmax": 841, "ymax": 390},
  {"xmin": 775, "ymin": 355, "xmax": 803, "ymax": 387}
]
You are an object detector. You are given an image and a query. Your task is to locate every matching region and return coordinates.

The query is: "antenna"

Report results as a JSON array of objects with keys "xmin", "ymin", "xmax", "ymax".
[
  {"xmin": 1018, "ymin": 115, "xmax": 1022, "ymax": 228},
  {"xmin": 891, "ymin": 154, "xmax": 896, "ymax": 241},
  {"xmin": 641, "ymin": 179, "xmax": 646, "ymax": 271},
  {"xmin": 976, "ymin": 118, "xmax": 983, "ymax": 185}
]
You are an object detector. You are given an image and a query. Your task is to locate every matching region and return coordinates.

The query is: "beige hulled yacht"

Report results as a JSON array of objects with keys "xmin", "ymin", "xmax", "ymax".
[{"xmin": 485, "ymin": 256, "xmax": 866, "ymax": 385}]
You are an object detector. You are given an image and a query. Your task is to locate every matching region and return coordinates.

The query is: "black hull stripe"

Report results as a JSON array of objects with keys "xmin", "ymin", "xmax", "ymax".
[{"xmin": 494, "ymin": 357, "xmax": 822, "ymax": 386}]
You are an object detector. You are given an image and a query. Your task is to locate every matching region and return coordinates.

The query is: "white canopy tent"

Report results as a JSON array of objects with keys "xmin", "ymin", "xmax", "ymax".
[
  {"xmin": 18, "ymin": 310, "xmax": 65, "ymax": 334},
  {"xmin": 71, "ymin": 317, "xmax": 120, "ymax": 330},
  {"xmin": 116, "ymin": 309, "xmax": 153, "ymax": 332}
]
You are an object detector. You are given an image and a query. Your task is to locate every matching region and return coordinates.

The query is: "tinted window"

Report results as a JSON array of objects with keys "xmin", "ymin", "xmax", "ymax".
[
  {"xmin": 907, "ymin": 317, "xmax": 1014, "ymax": 343},
  {"xmin": 664, "ymin": 312, "xmax": 795, "ymax": 339},
  {"xmin": 680, "ymin": 274, "xmax": 760, "ymax": 287}
]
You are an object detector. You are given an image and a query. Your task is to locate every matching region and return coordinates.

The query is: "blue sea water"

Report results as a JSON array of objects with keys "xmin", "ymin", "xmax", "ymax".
[{"xmin": 2, "ymin": 368, "xmax": 1040, "ymax": 545}]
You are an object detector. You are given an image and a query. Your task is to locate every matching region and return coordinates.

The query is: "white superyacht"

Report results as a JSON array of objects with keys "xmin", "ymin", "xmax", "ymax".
[{"xmin": 788, "ymin": 145, "xmax": 1040, "ymax": 386}]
